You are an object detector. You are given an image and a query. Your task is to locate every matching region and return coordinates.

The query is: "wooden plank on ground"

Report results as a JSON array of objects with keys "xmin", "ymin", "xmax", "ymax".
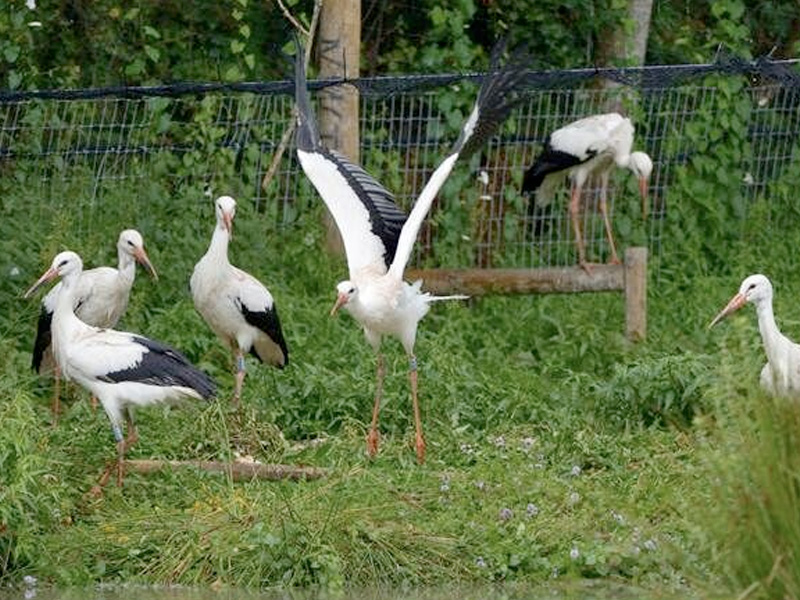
[{"xmin": 124, "ymin": 459, "xmax": 328, "ymax": 482}]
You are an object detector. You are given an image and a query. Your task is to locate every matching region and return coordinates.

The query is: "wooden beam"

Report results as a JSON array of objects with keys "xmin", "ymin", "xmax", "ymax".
[
  {"xmin": 317, "ymin": 0, "xmax": 360, "ymax": 255},
  {"xmin": 624, "ymin": 246, "xmax": 648, "ymax": 341},
  {"xmin": 405, "ymin": 265, "xmax": 625, "ymax": 296},
  {"xmin": 124, "ymin": 460, "xmax": 328, "ymax": 482}
]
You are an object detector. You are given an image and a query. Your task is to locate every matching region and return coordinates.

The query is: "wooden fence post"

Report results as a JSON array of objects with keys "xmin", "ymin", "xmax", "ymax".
[
  {"xmin": 317, "ymin": 0, "xmax": 360, "ymax": 255},
  {"xmin": 624, "ymin": 246, "xmax": 647, "ymax": 342}
]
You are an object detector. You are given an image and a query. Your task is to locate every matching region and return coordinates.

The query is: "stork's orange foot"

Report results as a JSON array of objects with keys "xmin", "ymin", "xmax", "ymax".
[
  {"xmin": 415, "ymin": 434, "xmax": 426, "ymax": 465},
  {"xmin": 366, "ymin": 429, "xmax": 380, "ymax": 458}
]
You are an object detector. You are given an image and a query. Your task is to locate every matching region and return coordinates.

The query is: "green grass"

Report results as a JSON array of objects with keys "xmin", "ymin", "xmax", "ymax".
[{"xmin": 4, "ymin": 190, "xmax": 800, "ymax": 598}]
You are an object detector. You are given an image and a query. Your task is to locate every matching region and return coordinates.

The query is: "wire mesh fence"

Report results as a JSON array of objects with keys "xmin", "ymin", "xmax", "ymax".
[{"xmin": 1, "ymin": 55, "xmax": 799, "ymax": 272}]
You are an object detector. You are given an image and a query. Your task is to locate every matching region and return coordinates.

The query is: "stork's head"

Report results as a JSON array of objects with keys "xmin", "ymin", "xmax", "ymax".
[
  {"xmin": 118, "ymin": 229, "xmax": 158, "ymax": 280},
  {"xmin": 330, "ymin": 280, "xmax": 357, "ymax": 316},
  {"xmin": 628, "ymin": 151, "xmax": 653, "ymax": 218},
  {"xmin": 215, "ymin": 195, "xmax": 237, "ymax": 234},
  {"xmin": 25, "ymin": 251, "xmax": 83, "ymax": 298},
  {"xmin": 709, "ymin": 274, "xmax": 773, "ymax": 328}
]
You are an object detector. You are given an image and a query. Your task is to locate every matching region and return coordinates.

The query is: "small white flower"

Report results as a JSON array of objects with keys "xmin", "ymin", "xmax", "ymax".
[
  {"xmin": 494, "ymin": 435, "xmax": 506, "ymax": 449},
  {"xmin": 567, "ymin": 491, "xmax": 580, "ymax": 506},
  {"xmin": 23, "ymin": 576, "xmax": 37, "ymax": 588},
  {"xmin": 520, "ymin": 437, "xmax": 535, "ymax": 451},
  {"xmin": 478, "ymin": 170, "xmax": 489, "ymax": 185},
  {"xmin": 474, "ymin": 480, "xmax": 485, "ymax": 491},
  {"xmin": 570, "ymin": 465, "xmax": 581, "ymax": 476},
  {"xmin": 475, "ymin": 556, "xmax": 486, "ymax": 568},
  {"xmin": 26, "ymin": 0, "xmax": 36, "ymax": 10},
  {"xmin": 611, "ymin": 510, "xmax": 626, "ymax": 525},
  {"xmin": 569, "ymin": 546, "xmax": 580, "ymax": 560},
  {"xmin": 643, "ymin": 538, "xmax": 657, "ymax": 552},
  {"xmin": 526, "ymin": 503, "xmax": 539, "ymax": 517},
  {"xmin": 25, "ymin": 589, "xmax": 36, "ymax": 600},
  {"xmin": 9, "ymin": 266, "xmax": 20, "ymax": 276}
]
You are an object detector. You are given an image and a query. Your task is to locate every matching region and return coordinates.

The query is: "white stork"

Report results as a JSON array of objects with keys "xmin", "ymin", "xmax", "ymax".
[
  {"xmin": 190, "ymin": 195, "xmax": 289, "ymax": 403},
  {"xmin": 25, "ymin": 251, "xmax": 216, "ymax": 489},
  {"xmin": 710, "ymin": 274, "xmax": 800, "ymax": 397},
  {"xmin": 294, "ymin": 40, "xmax": 526, "ymax": 463},
  {"xmin": 31, "ymin": 229, "xmax": 158, "ymax": 418},
  {"xmin": 522, "ymin": 112, "xmax": 653, "ymax": 270}
]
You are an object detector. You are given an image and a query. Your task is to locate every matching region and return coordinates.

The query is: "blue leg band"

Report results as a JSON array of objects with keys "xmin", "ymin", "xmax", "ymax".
[
  {"xmin": 112, "ymin": 423, "xmax": 124, "ymax": 443},
  {"xmin": 236, "ymin": 355, "xmax": 246, "ymax": 373}
]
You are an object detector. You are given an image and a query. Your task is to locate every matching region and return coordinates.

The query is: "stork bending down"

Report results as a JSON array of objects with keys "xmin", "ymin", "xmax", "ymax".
[
  {"xmin": 522, "ymin": 113, "xmax": 653, "ymax": 270},
  {"xmin": 31, "ymin": 229, "xmax": 158, "ymax": 419},
  {"xmin": 294, "ymin": 40, "xmax": 526, "ymax": 463},
  {"xmin": 26, "ymin": 251, "xmax": 216, "ymax": 489},
  {"xmin": 191, "ymin": 195, "xmax": 289, "ymax": 403}
]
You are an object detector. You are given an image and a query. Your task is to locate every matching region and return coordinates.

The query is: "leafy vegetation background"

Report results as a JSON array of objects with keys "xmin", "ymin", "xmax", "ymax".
[{"xmin": 2, "ymin": 1, "xmax": 800, "ymax": 598}]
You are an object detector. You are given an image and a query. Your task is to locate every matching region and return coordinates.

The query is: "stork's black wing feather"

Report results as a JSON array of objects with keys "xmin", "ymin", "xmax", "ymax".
[
  {"xmin": 100, "ymin": 336, "xmax": 217, "ymax": 400},
  {"xmin": 238, "ymin": 302, "xmax": 289, "ymax": 368},
  {"xmin": 31, "ymin": 305, "xmax": 52, "ymax": 373}
]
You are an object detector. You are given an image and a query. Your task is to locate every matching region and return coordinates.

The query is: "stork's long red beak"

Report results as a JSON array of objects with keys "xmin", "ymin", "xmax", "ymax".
[
  {"xmin": 330, "ymin": 293, "xmax": 348, "ymax": 317},
  {"xmin": 709, "ymin": 293, "xmax": 747, "ymax": 328},
  {"xmin": 223, "ymin": 212, "xmax": 234, "ymax": 236},
  {"xmin": 24, "ymin": 266, "xmax": 58, "ymax": 298},
  {"xmin": 134, "ymin": 247, "xmax": 158, "ymax": 281},
  {"xmin": 639, "ymin": 177, "xmax": 649, "ymax": 219}
]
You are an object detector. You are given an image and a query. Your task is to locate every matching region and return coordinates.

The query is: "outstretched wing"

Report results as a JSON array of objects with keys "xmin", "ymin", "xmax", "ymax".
[
  {"xmin": 387, "ymin": 40, "xmax": 529, "ymax": 280},
  {"xmin": 294, "ymin": 42, "xmax": 407, "ymax": 278}
]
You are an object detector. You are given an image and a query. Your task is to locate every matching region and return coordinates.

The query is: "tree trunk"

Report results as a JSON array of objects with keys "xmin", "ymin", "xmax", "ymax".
[
  {"xmin": 317, "ymin": 0, "xmax": 361, "ymax": 255},
  {"xmin": 596, "ymin": 0, "xmax": 654, "ymax": 103}
]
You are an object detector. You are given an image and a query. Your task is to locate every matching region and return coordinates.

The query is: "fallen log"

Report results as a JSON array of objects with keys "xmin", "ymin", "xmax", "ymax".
[{"xmin": 124, "ymin": 459, "xmax": 328, "ymax": 481}]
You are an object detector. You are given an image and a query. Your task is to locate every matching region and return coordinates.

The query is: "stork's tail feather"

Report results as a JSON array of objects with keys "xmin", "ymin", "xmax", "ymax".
[{"xmin": 427, "ymin": 294, "xmax": 470, "ymax": 302}]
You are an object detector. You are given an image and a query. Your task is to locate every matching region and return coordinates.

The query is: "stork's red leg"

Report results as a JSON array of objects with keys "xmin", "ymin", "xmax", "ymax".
[
  {"xmin": 598, "ymin": 173, "xmax": 620, "ymax": 264},
  {"xmin": 367, "ymin": 353, "xmax": 385, "ymax": 458},
  {"xmin": 408, "ymin": 355, "xmax": 426, "ymax": 465},
  {"xmin": 233, "ymin": 350, "xmax": 245, "ymax": 405},
  {"xmin": 568, "ymin": 184, "xmax": 590, "ymax": 272}
]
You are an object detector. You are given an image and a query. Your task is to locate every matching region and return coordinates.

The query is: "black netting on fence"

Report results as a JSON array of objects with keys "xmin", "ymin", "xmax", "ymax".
[{"xmin": 1, "ymin": 54, "xmax": 799, "ymax": 269}]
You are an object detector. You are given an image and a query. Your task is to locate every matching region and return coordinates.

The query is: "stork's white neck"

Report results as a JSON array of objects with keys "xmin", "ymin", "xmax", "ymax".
[
  {"xmin": 754, "ymin": 296, "xmax": 787, "ymax": 365},
  {"xmin": 52, "ymin": 270, "xmax": 91, "ymax": 376},
  {"xmin": 205, "ymin": 223, "xmax": 231, "ymax": 264},
  {"xmin": 116, "ymin": 247, "xmax": 136, "ymax": 286}
]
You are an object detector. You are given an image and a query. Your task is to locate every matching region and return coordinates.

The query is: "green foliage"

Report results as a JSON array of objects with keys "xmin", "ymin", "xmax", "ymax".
[{"xmin": 592, "ymin": 353, "xmax": 714, "ymax": 429}]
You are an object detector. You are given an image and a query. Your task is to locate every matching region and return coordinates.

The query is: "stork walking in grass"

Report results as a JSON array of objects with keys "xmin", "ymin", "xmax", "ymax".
[
  {"xmin": 191, "ymin": 195, "xmax": 288, "ymax": 404},
  {"xmin": 294, "ymin": 40, "xmax": 526, "ymax": 463},
  {"xmin": 31, "ymin": 229, "xmax": 158, "ymax": 419},
  {"xmin": 710, "ymin": 274, "xmax": 800, "ymax": 397},
  {"xmin": 25, "ymin": 251, "xmax": 216, "ymax": 489},
  {"xmin": 522, "ymin": 112, "xmax": 653, "ymax": 270}
]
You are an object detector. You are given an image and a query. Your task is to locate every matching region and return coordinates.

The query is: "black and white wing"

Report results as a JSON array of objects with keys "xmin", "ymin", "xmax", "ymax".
[
  {"xmin": 68, "ymin": 330, "xmax": 217, "ymax": 400},
  {"xmin": 387, "ymin": 40, "xmax": 528, "ymax": 280},
  {"xmin": 548, "ymin": 112, "xmax": 628, "ymax": 161},
  {"xmin": 294, "ymin": 46, "xmax": 407, "ymax": 278},
  {"xmin": 232, "ymin": 268, "xmax": 289, "ymax": 367}
]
